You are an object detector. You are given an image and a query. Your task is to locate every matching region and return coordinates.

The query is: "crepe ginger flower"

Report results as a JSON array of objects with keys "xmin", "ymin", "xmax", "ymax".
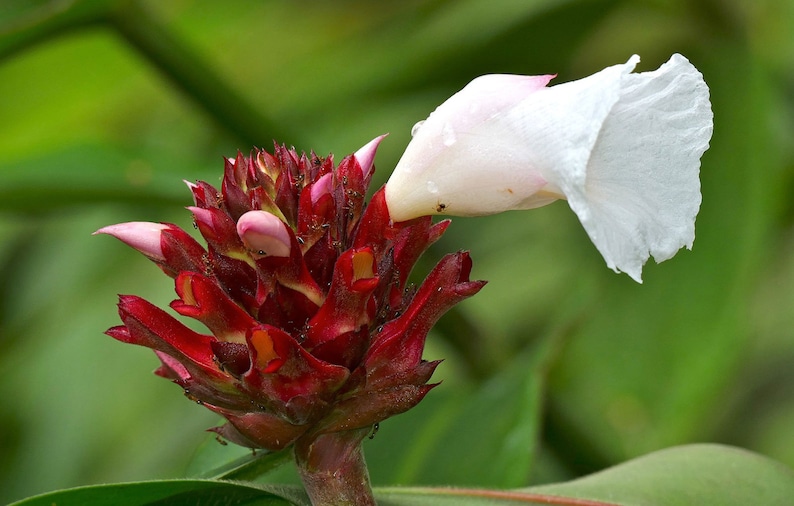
[
  {"xmin": 385, "ymin": 54, "xmax": 714, "ymax": 282},
  {"xmin": 96, "ymin": 138, "xmax": 485, "ymax": 506}
]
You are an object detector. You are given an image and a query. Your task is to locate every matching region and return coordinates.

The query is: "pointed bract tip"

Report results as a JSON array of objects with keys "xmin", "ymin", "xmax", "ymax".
[
  {"xmin": 310, "ymin": 173, "xmax": 334, "ymax": 204},
  {"xmin": 94, "ymin": 222, "xmax": 168, "ymax": 261},
  {"xmin": 354, "ymin": 134, "xmax": 388, "ymax": 178},
  {"xmin": 187, "ymin": 206, "xmax": 213, "ymax": 227}
]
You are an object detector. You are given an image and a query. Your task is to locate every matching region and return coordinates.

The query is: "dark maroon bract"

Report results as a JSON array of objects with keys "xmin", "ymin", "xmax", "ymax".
[{"xmin": 96, "ymin": 136, "xmax": 485, "ymax": 505}]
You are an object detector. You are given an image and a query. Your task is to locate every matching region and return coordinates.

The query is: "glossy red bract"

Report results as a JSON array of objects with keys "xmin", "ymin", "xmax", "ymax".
[{"xmin": 102, "ymin": 141, "xmax": 485, "ymax": 451}]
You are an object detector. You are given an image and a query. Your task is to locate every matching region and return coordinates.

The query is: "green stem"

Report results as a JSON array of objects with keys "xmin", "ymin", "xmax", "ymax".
[
  {"xmin": 0, "ymin": 0, "xmax": 300, "ymax": 148},
  {"xmin": 0, "ymin": 0, "xmax": 108, "ymax": 60},
  {"xmin": 107, "ymin": 0, "xmax": 298, "ymax": 148},
  {"xmin": 294, "ymin": 428, "xmax": 376, "ymax": 506}
]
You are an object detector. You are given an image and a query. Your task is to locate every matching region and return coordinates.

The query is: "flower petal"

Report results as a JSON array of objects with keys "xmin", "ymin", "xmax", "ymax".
[
  {"xmin": 386, "ymin": 74, "xmax": 554, "ymax": 221},
  {"xmin": 385, "ymin": 54, "xmax": 712, "ymax": 281},
  {"xmin": 504, "ymin": 54, "xmax": 711, "ymax": 281},
  {"xmin": 562, "ymin": 54, "xmax": 712, "ymax": 281}
]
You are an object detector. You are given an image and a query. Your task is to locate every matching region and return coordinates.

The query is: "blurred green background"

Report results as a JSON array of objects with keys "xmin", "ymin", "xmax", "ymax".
[{"xmin": 1, "ymin": 0, "xmax": 793, "ymax": 503}]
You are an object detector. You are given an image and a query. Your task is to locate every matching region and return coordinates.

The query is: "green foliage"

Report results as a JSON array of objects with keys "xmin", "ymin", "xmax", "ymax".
[
  {"xmin": 1, "ymin": 0, "xmax": 793, "ymax": 504},
  {"xmin": 9, "ymin": 480, "xmax": 303, "ymax": 506},
  {"xmin": 11, "ymin": 445, "xmax": 794, "ymax": 505},
  {"xmin": 524, "ymin": 444, "xmax": 794, "ymax": 506}
]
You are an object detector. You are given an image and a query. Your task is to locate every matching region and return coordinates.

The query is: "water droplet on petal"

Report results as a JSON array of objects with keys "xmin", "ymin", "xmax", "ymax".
[
  {"xmin": 442, "ymin": 122, "xmax": 456, "ymax": 146},
  {"xmin": 426, "ymin": 181, "xmax": 438, "ymax": 194},
  {"xmin": 411, "ymin": 120, "xmax": 425, "ymax": 137}
]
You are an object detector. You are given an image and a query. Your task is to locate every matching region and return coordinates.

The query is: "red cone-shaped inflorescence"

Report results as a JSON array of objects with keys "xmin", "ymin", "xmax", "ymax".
[{"xmin": 97, "ymin": 138, "xmax": 485, "ymax": 454}]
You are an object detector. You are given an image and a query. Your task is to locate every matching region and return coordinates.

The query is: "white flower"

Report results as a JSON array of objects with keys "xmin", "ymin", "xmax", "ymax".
[{"xmin": 384, "ymin": 54, "xmax": 713, "ymax": 282}]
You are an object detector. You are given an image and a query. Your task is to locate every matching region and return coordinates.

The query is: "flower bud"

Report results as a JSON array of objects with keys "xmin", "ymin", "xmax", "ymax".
[
  {"xmin": 98, "ymin": 141, "xmax": 486, "ymax": 504},
  {"xmin": 236, "ymin": 210, "xmax": 292, "ymax": 258},
  {"xmin": 385, "ymin": 54, "xmax": 713, "ymax": 282},
  {"xmin": 93, "ymin": 222, "xmax": 169, "ymax": 261}
]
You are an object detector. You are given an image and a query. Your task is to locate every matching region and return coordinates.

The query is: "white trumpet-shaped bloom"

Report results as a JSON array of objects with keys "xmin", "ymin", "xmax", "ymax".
[{"xmin": 384, "ymin": 54, "xmax": 713, "ymax": 282}]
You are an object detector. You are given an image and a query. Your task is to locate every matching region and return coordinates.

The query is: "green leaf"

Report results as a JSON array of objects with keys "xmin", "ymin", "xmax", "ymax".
[
  {"xmin": 0, "ymin": 143, "xmax": 215, "ymax": 213},
  {"xmin": 186, "ymin": 435, "xmax": 293, "ymax": 481},
  {"xmin": 11, "ymin": 445, "xmax": 793, "ymax": 506},
  {"xmin": 374, "ymin": 445, "xmax": 794, "ymax": 505},
  {"xmin": 366, "ymin": 341, "xmax": 556, "ymax": 488},
  {"xmin": 413, "ymin": 348, "xmax": 545, "ymax": 487},
  {"xmin": 8, "ymin": 480, "xmax": 309, "ymax": 506},
  {"xmin": 527, "ymin": 444, "xmax": 794, "ymax": 506}
]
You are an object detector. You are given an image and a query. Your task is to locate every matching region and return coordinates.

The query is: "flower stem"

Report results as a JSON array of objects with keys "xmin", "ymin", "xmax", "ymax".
[
  {"xmin": 107, "ymin": 0, "xmax": 297, "ymax": 148},
  {"xmin": 0, "ymin": 0, "xmax": 301, "ymax": 148},
  {"xmin": 294, "ymin": 428, "xmax": 376, "ymax": 506}
]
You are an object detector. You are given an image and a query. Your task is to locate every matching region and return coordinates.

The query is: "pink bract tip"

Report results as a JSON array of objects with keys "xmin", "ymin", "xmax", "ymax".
[
  {"xmin": 354, "ymin": 134, "xmax": 388, "ymax": 178},
  {"xmin": 310, "ymin": 173, "xmax": 334, "ymax": 204},
  {"xmin": 236, "ymin": 211, "xmax": 291, "ymax": 258},
  {"xmin": 94, "ymin": 222, "xmax": 168, "ymax": 261}
]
